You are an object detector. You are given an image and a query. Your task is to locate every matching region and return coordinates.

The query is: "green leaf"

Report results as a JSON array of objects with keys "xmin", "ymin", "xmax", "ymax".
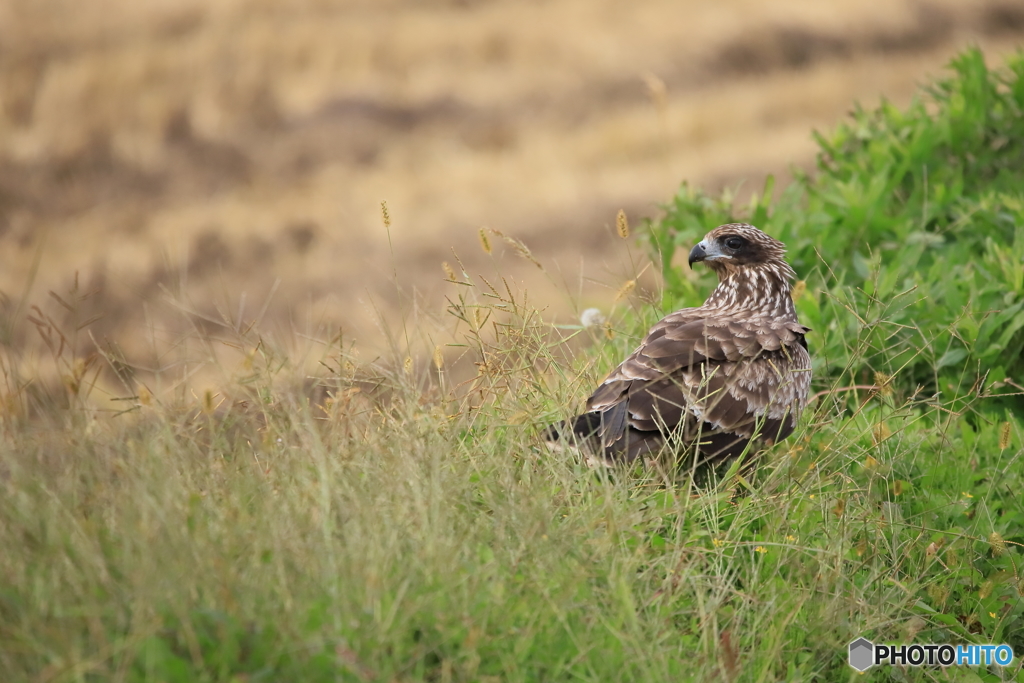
[{"xmin": 937, "ymin": 348, "xmax": 969, "ymax": 369}]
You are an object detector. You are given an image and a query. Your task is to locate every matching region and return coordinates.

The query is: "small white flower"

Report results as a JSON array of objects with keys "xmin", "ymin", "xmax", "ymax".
[{"xmin": 580, "ymin": 308, "xmax": 605, "ymax": 328}]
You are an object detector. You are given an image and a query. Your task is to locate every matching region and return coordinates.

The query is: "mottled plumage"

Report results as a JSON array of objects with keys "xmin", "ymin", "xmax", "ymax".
[{"xmin": 548, "ymin": 223, "xmax": 811, "ymax": 466}]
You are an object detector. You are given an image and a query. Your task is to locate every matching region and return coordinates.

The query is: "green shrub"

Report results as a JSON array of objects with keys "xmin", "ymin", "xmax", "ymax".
[{"xmin": 645, "ymin": 48, "xmax": 1024, "ymax": 412}]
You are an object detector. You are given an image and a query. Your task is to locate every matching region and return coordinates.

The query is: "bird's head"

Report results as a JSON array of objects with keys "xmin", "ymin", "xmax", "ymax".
[
  {"xmin": 687, "ymin": 223, "xmax": 798, "ymax": 313},
  {"xmin": 687, "ymin": 223, "xmax": 793, "ymax": 280}
]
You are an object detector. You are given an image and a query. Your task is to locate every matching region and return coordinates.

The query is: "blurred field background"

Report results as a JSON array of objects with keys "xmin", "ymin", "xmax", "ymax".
[{"xmin": 2, "ymin": 0, "xmax": 1024, "ymax": 392}]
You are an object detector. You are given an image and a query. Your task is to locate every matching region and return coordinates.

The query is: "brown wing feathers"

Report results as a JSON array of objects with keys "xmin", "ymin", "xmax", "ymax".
[{"xmin": 548, "ymin": 223, "xmax": 812, "ymax": 467}]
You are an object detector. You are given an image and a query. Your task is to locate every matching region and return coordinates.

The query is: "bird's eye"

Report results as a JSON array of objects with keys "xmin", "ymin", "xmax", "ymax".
[{"xmin": 724, "ymin": 237, "xmax": 745, "ymax": 250}]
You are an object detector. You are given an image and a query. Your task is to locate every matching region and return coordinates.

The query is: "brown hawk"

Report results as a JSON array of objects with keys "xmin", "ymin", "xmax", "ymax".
[{"xmin": 548, "ymin": 223, "xmax": 811, "ymax": 466}]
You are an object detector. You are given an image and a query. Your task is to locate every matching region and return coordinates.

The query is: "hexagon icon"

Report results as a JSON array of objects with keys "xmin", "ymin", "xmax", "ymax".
[{"xmin": 848, "ymin": 638, "xmax": 875, "ymax": 672}]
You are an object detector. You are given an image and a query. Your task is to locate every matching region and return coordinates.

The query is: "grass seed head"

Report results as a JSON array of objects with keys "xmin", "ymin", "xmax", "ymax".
[
  {"xmin": 615, "ymin": 209, "xmax": 629, "ymax": 239},
  {"xmin": 433, "ymin": 346, "xmax": 444, "ymax": 370},
  {"xmin": 473, "ymin": 307, "xmax": 488, "ymax": 329},
  {"xmin": 927, "ymin": 584, "xmax": 948, "ymax": 605},
  {"xmin": 989, "ymin": 531, "xmax": 1006, "ymax": 557},
  {"xmin": 615, "ymin": 279, "xmax": 636, "ymax": 302},
  {"xmin": 872, "ymin": 422, "xmax": 891, "ymax": 445},
  {"xmin": 873, "ymin": 371, "xmax": 893, "ymax": 397},
  {"xmin": 478, "ymin": 228, "xmax": 492, "ymax": 255},
  {"xmin": 489, "ymin": 227, "xmax": 542, "ymax": 268},
  {"xmin": 999, "ymin": 421, "xmax": 1011, "ymax": 449},
  {"xmin": 791, "ymin": 280, "xmax": 806, "ymax": 301},
  {"xmin": 202, "ymin": 389, "xmax": 216, "ymax": 414},
  {"xmin": 380, "ymin": 200, "xmax": 391, "ymax": 228},
  {"xmin": 442, "ymin": 262, "xmax": 457, "ymax": 281}
]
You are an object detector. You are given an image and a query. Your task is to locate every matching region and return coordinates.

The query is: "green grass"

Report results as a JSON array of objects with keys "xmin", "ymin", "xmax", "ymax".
[{"xmin": 3, "ymin": 48, "xmax": 1024, "ymax": 682}]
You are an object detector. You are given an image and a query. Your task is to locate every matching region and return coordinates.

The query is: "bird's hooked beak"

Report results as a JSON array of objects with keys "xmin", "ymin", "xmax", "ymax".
[
  {"xmin": 688, "ymin": 240, "xmax": 728, "ymax": 268},
  {"xmin": 687, "ymin": 242, "xmax": 706, "ymax": 267}
]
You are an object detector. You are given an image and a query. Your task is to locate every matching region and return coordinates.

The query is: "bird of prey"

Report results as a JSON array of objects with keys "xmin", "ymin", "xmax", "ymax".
[{"xmin": 548, "ymin": 223, "xmax": 811, "ymax": 467}]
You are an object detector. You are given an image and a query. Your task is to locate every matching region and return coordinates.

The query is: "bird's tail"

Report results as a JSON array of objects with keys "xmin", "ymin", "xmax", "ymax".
[
  {"xmin": 544, "ymin": 413, "xmax": 611, "ymax": 467},
  {"xmin": 544, "ymin": 413, "xmax": 601, "ymax": 444}
]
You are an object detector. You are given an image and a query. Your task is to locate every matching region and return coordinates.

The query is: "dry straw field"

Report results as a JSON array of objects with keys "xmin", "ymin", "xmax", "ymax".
[{"xmin": 1, "ymin": 0, "xmax": 1023, "ymax": 395}]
